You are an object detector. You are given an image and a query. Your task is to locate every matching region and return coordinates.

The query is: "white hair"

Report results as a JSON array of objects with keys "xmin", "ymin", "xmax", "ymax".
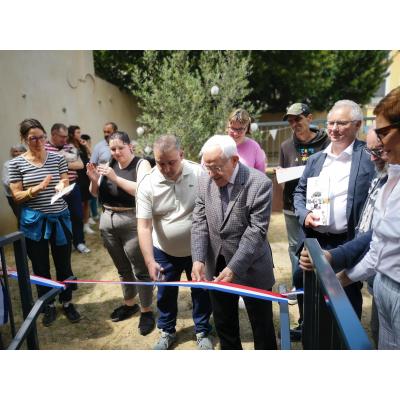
[
  {"xmin": 328, "ymin": 99, "xmax": 364, "ymax": 121},
  {"xmin": 200, "ymin": 135, "xmax": 238, "ymax": 159}
]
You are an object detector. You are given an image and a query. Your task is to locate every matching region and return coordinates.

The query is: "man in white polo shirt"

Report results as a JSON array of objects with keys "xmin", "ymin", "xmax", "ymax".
[{"xmin": 137, "ymin": 135, "xmax": 212, "ymax": 350}]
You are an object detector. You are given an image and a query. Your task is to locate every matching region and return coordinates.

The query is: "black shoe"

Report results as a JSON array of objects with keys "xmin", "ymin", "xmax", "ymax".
[
  {"xmin": 138, "ymin": 311, "xmax": 155, "ymax": 336},
  {"xmin": 42, "ymin": 305, "xmax": 57, "ymax": 327},
  {"xmin": 290, "ymin": 324, "xmax": 302, "ymax": 342},
  {"xmin": 62, "ymin": 303, "xmax": 82, "ymax": 323},
  {"xmin": 110, "ymin": 304, "xmax": 140, "ymax": 322}
]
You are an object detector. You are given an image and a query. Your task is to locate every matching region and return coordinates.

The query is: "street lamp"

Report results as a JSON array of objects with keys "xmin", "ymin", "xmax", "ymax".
[
  {"xmin": 250, "ymin": 122, "xmax": 259, "ymax": 133},
  {"xmin": 210, "ymin": 85, "xmax": 220, "ymax": 96}
]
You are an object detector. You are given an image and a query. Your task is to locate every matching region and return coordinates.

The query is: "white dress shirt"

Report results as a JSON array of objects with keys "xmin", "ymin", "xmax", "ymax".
[{"xmin": 315, "ymin": 141, "xmax": 354, "ymax": 234}]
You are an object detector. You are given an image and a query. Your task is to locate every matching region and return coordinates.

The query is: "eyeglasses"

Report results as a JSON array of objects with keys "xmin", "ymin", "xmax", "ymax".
[
  {"xmin": 375, "ymin": 121, "xmax": 400, "ymax": 141},
  {"xmin": 228, "ymin": 126, "xmax": 246, "ymax": 133},
  {"xmin": 364, "ymin": 147, "xmax": 384, "ymax": 159},
  {"xmin": 326, "ymin": 120, "xmax": 358, "ymax": 128},
  {"xmin": 203, "ymin": 159, "xmax": 229, "ymax": 174},
  {"xmin": 27, "ymin": 135, "xmax": 47, "ymax": 143}
]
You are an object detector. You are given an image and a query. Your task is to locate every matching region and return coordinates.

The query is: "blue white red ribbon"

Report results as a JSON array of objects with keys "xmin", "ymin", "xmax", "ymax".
[{"xmin": 7, "ymin": 271, "xmax": 304, "ymax": 303}]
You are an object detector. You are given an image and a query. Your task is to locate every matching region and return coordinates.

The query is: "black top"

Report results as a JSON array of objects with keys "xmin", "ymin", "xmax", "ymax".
[
  {"xmin": 99, "ymin": 156, "xmax": 141, "ymax": 207},
  {"xmin": 279, "ymin": 128, "xmax": 330, "ymax": 212}
]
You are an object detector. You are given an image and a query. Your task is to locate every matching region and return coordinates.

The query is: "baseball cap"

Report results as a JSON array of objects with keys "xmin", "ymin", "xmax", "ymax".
[{"xmin": 283, "ymin": 103, "xmax": 310, "ymax": 121}]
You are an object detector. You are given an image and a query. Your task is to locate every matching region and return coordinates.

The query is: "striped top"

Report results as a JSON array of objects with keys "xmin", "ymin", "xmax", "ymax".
[
  {"xmin": 44, "ymin": 141, "xmax": 79, "ymax": 182},
  {"xmin": 8, "ymin": 152, "xmax": 68, "ymax": 213}
]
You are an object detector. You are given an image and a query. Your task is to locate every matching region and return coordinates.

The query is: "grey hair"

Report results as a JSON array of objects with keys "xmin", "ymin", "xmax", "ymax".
[
  {"xmin": 328, "ymin": 100, "xmax": 364, "ymax": 121},
  {"xmin": 200, "ymin": 135, "xmax": 238, "ymax": 159},
  {"xmin": 153, "ymin": 135, "xmax": 181, "ymax": 153},
  {"xmin": 11, "ymin": 144, "xmax": 27, "ymax": 154}
]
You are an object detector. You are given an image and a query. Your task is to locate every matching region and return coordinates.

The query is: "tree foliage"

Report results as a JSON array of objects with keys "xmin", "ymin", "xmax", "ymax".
[
  {"xmin": 247, "ymin": 50, "xmax": 391, "ymax": 111},
  {"xmin": 125, "ymin": 51, "xmax": 257, "ymax": 160}
]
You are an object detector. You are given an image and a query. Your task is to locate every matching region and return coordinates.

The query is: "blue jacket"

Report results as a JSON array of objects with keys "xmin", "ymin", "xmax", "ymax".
[
  {"xmin": 329, "ymin": 230, "xmax": 372, "ymax": 272},
  {"xmin": 20, "ymin": 207, "xmax": 72, "ymax": 246},
  {"xmin": 293, "ymin": 139, "xmax": 375, "ymax": 242}
]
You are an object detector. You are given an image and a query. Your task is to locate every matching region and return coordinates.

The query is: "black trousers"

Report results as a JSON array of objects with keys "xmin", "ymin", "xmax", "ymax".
[
  {"xmin": 25, "ymin": 220, "xmax": 73, "ymax": 303},
  {"xmin": 210, "ymin": 255, "xmax": 277, "ymax": 350},
  {"xmin": 294, "ymin": 231, "xmax": 363, "ymax": 322}
]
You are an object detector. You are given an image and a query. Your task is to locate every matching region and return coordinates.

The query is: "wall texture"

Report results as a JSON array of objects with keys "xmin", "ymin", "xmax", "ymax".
[{"xmin": 0, "ymin": 50, "xmax": 139, "ymax": 235}]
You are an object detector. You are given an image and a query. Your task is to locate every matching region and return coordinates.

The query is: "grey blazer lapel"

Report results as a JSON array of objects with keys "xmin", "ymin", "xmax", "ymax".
[
  {"xmin": 222, "ymin": 164, "xmax": 246, "ymax": 226},
  {"xmin": 314, "ymin": 152, "xmax": 327, "ymax": 175}
]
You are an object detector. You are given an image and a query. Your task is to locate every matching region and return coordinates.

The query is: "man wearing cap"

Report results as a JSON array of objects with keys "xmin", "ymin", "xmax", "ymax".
[
  {"xmin": 292, "ymin": 100, "xmax": 375, "ymax": 338},
  {"xmin": 280, "ymin": 103, "xmax": 330, "ymax": 282}
]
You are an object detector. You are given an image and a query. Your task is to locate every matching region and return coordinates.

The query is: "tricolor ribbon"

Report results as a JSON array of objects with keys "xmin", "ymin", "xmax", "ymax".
[{"xmin": 7, "ymin": 271, "xmax": 303, "ymax": 304}]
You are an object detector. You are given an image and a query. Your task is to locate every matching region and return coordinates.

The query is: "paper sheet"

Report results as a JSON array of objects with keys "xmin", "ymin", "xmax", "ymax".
[
  {"xmin": 50, "ymin": 183, "xmax": 76, "ymax": 205},
  {"xmin": 276, "ymin": 166, "xmax": 306, "ymax": 184}
]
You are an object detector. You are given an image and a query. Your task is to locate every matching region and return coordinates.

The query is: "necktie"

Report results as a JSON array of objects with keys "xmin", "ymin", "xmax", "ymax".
[{"xmin": 220, "ymin": 185, "xmax": 229, "ymax": 215}]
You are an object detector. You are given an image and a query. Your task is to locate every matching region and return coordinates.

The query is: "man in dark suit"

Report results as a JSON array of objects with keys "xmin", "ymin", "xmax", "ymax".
[
  {"xmin": 293, "ymin": 100, "xmax": 375, "ymax": 323},
  {"xmin": 191, "ymin": 135, "xmax": 277, "ymax": 350}
]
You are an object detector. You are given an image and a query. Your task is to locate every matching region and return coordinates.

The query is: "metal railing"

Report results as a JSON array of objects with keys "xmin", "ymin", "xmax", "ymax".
[
  {"xmin": 0, "ymin": 231, "xmax": 64, "ymax": 350},
  {"xmin": 258, "ymin": 117, "xmax": 376, "ymax": 167},
  {"xmin": 302, "ymin": 238, "xmax": 372, "ymax": 350}
]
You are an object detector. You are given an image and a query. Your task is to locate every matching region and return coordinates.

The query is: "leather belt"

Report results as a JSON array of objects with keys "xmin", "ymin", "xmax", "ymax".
[{"xmin": 103, "ymin": 205, "xmax": 135, "ymax": 212}]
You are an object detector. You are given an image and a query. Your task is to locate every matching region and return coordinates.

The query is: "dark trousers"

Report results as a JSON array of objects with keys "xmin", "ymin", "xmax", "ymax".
[
  {"xmin": 25, "ymin": 221, "xmax": 73, "ymax": 303},
  {"xmin": 210, "ymin": 255, "xmax": 277, "ymax": 350},
  {"xmin": 153, "ymin": 247, "xmax": 212, "ymax": 334},
  {"xmin": 65, "ymin": 182, "xmax": 85, "ymax": 248},
  {"xmin": 294, "ymin": 231, "xmax": 363, "ymax": 323}
]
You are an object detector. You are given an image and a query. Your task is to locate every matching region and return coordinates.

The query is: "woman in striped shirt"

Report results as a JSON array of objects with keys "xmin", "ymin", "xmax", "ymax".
[{"xmin": 8, "ymin": 118, "xmax": 81, "ymax": 327}]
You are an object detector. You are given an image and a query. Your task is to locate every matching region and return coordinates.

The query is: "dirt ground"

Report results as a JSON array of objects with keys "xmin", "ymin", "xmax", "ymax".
[{"xmin": 1, "ymin": 212, "xmax": 373, "ymax": 350}]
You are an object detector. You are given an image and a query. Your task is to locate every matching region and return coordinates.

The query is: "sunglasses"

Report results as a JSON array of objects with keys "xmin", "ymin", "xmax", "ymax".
[
  {"xmin": 364, "ymin": 147, "xmax": 384, "ymax": 159},
  {"xmin": 375, "ymin": 121, "xmax": 400, "ymax": 141}
]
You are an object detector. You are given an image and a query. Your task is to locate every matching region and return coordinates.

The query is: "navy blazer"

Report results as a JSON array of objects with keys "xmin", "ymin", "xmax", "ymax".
[
  {"xmin": 329, "ymin": 230, "xmax": 372, "ymax": 272},
  {"xmin": 293, "ymin": 139, "xmax": 375, "ymax": 241}
]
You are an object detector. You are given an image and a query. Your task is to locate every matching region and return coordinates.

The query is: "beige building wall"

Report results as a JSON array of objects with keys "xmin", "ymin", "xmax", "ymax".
[{"xmin": 0, "ymin": 50, "xmax": 140, "ymax": 235}]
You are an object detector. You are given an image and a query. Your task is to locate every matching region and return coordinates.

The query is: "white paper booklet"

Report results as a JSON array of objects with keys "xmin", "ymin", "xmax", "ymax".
[
  {"xmin": 306, "ymin": 177, "xmax": 330, "ymax": 226},
  {"xmin": 50, "ymin": 183, "xmax": 76, "ymax": 205},
  {"xmin": 276, "ymin": 165, "xmax": 306, "ymax": 184}
]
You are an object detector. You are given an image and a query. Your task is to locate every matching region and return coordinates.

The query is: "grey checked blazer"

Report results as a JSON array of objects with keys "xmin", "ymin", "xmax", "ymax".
[{"xmin": 191, "ymin": 162, "xmax": 275, "ymax": 290}]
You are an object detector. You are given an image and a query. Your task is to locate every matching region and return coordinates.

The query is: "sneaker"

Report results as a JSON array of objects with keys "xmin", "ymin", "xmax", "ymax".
[
  {"xmin": 290, "ymin": 324, "xmax": 302, "ymax": 342},
  {"xmin": 138, "ymin": 311, "xmax": 155, "ymax": 336},
  {"xmin": 42, "ymin": 304, "xmax": 57, "ymax": 327},
  {"xmin": 110, "ymin": 304, "xmax": 140, "ymax": 322},
  {"xmin": 196, "ymin": 332, "xmax": 214, "ymax": 350},
  {"xmin": 288, "ymin": 287, "xmax": 298, "ymax": 306},
  {"xmin": 88, "ymin": 217, "xmax": 96, "ymax": 225},
  {"xmin": 76, "ymin": 243, "xmax": 91, "ymax": 254},
  {"xmin": 238, "ymin": 296, "xmax": 246, "ymax": 310},
  {"xmin": 84, "ymin": 224, "xmax": 95, "ymax": 234},
  {"xmin": 153, "ymin": 331, "xmax": 176, "ymax": 350},
  {"xmin": 62, "ymin": 303, "xmax": 81, "ymax": 323}
]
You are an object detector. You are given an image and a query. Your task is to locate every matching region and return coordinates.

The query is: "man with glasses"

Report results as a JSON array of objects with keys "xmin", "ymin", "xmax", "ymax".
[
  {"xmin": 280, "ymin": 103, "xmax": 330, "ymax": 300},
  {"xmin": 292, "ymin": 100, "xmax": 375, "ymax": 341},
  {"xmin": 45, "ymin": 123, "xmax": 90, "ymax": 254},
  {"xmin": 191, "ymin": 135, "xmax": 277, "ymax": 350},
  {"xmin": 136, "ymin": 135, "xmax": 212, "ymax": 350},
  {"xmin": 299, "ymin": 126, "xmax": 388, "ymax": 347}
]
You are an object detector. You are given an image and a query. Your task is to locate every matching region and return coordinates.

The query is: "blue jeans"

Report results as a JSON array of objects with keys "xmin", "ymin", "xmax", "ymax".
[{"xmin": 153, "ymin": 246, "xmax": 212, "ymax": 334}]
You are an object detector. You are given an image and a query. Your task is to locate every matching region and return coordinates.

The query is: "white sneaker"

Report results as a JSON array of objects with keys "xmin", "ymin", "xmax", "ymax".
[
  {"xmin": 238, "ymin": 296, "xmax": 246, "ymax": 310},
  {"xmin": 88, "ymin": 217, "xmax": 96, "ymax": 225},
  {"xmin": 153, "ymin": 330, "xmax": 176, "ymax": 350},
  {"xmin": 76, "ymin": 243, "xmax": 91, "ymax": 254},
  {"xmin": 84, "ymin": 223, "xmax": 95, "ymax": 234},
  {"xmin": 196, "ymin": 332, "xmax": 214, "ymax": 350}
]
